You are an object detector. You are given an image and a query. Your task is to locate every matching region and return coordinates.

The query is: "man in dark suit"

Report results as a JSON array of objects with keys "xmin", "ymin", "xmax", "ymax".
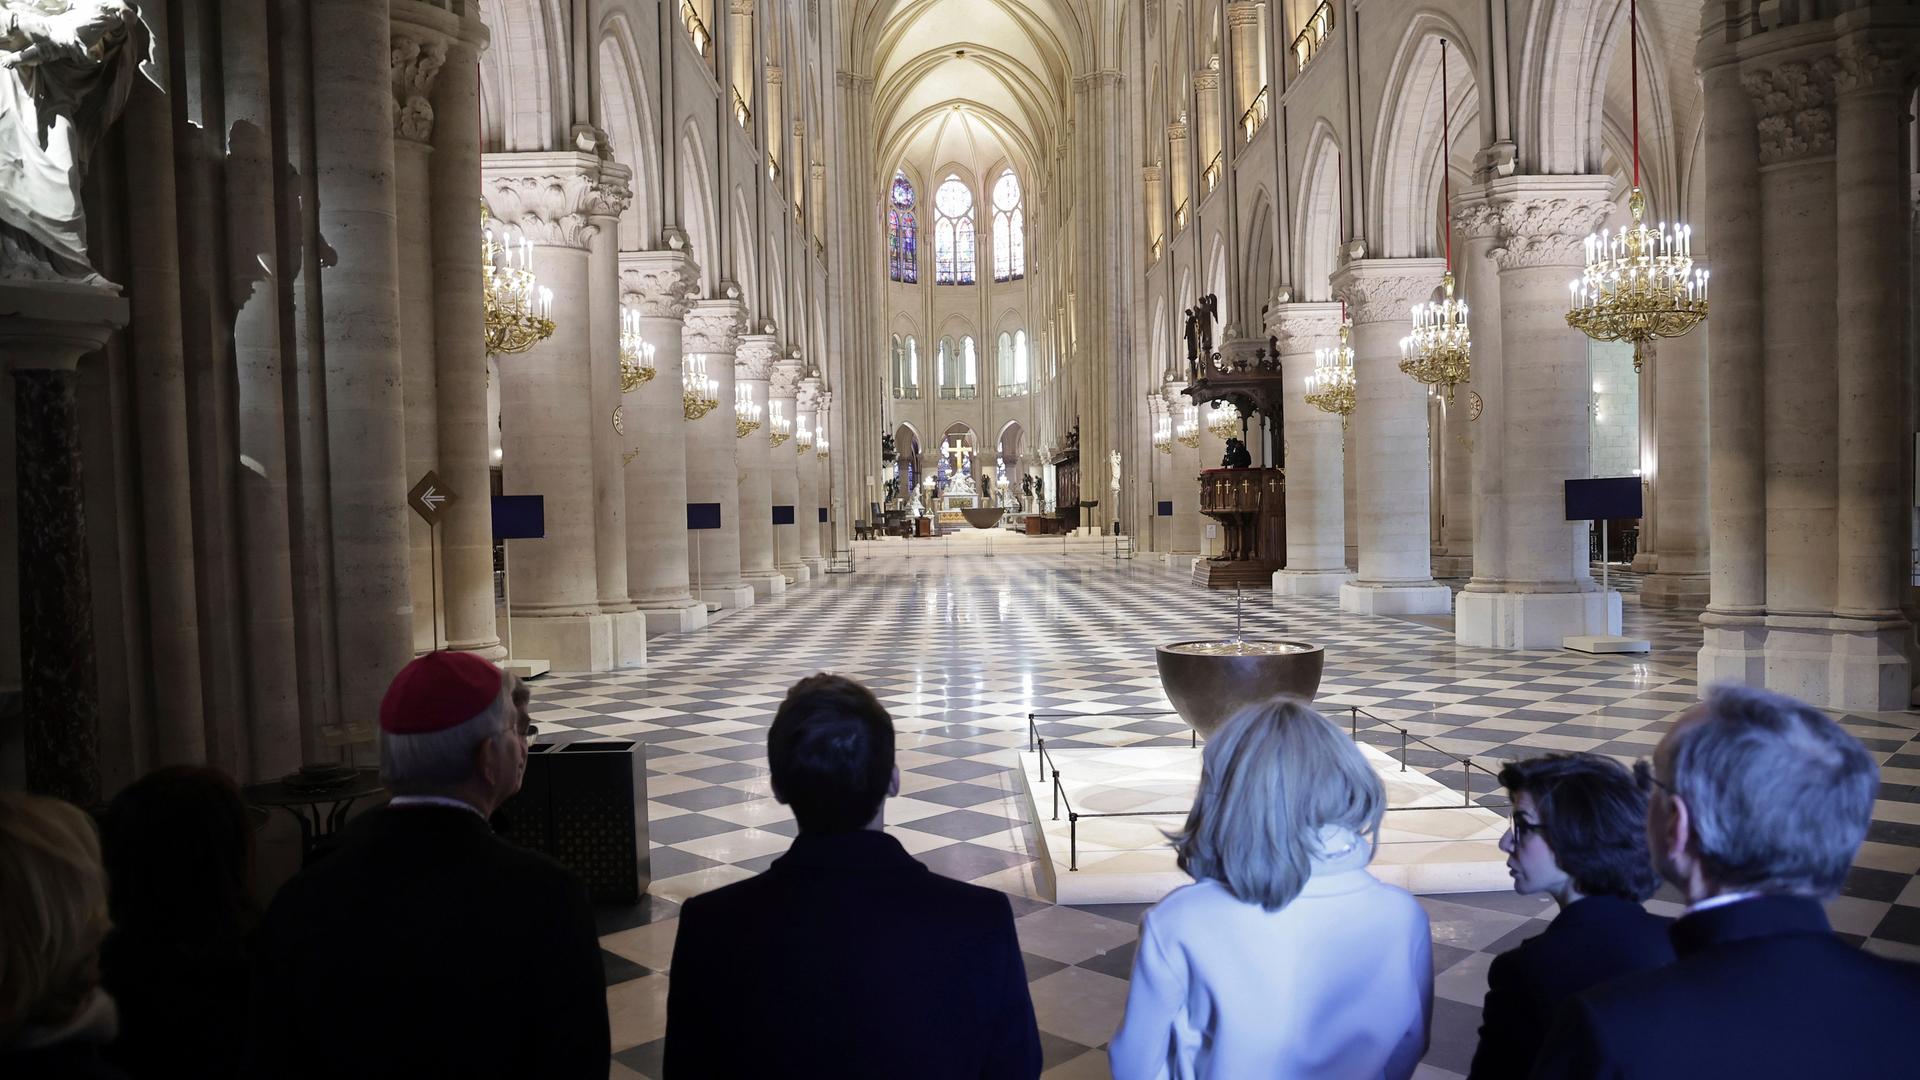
[
  {"xmin": 664, "ymin": 673, "xmax": 1042, "ymax": 1078},
  {"xmin": 246, "ymin": 652, "xmax": 610, "ymax": 1080},
  {"xmin": 1533, "ymin": 685, "xmax": 1920, "ymax": 1079},
  {"xmin": 1467, "ymin": 755, "xmax": 1673, "ymax": 1079}
]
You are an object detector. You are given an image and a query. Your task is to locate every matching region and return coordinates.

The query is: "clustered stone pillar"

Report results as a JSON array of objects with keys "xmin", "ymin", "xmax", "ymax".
[
  {"xmin": 1454, "ymin": 176, "xmax": 1619, "ymax": 649},
  {"xmin": 684, "ymin": 298, "xmax": 755, "ymax": 608},
  {"xmin": 585, "ymin": 182, "xmax": 647, "ymax": 668},
  {"xmin": 1267, "ymin": 302, "xmax": 1350, "ymax": 595},
  {"xmin": 735, "ymin": 332, "xmax": 785, "ymax": 597},
  {"xmin": 770, "ymin": 354, "xmax": 806, "ymax": 581},
  {"xmin": 482, "ymin": 152, "xmax": 628, "ymax": 670},
  {"xmin": 314, "ymin": 0, "xmax": 414, "ymax": 731},
  {"xmin": 1698, "ymin": 20, "xmax": 1914, "ymax": 710},
  {"xmin": 796, "ymin": 376, "xmax": 825, "ymax": 573},
  {"xmin": 422, "ymin": 7, "xmax": 502, "ymax": 660},
  {"xmin": 619, "ymin": 251, "xmax": 707, "ymax": 634},
  {"xmin": 1330, "ymin": 259, "xmax": 1453, "ymax": 615},
  {"xmin": 814, "ymin": 391, "xmax": 836, "ymax": 563}
]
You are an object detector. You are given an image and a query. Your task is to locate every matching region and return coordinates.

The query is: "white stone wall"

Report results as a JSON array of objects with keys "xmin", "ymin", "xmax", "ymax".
[{"xmin": 1589, "ymin": 341, "xmax": 1640, "ymax": 479}]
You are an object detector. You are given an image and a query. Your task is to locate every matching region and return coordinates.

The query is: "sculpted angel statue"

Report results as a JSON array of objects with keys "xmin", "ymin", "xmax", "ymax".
[{"xmin": 0, "ymin": 0, "xmax": 153, "ymax": 284}]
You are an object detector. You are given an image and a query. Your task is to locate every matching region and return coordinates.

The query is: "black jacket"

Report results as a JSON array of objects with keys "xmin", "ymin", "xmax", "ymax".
[
  {"xmin": 245, "ymin": 805, "xmax": 609, "ymax": 1079},
  {"xmin": 1532, "ymin": 894, "xmax": 1920, "ymax": 1079},
  {"xmin": 664, "ymin": 829, "xmax": 1042, "ymax": 1079},
  {"xmin": 1466, "ymin": 895, "xmax": 1674, "ymax": 1080}
]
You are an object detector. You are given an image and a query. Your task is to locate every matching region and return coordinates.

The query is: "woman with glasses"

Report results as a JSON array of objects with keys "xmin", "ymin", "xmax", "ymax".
[
  {"xmin": 1109, "ymin": 698, "xmax": 1433, "ymax": 1080},
  {"xmin": 1466, "ymin": 755, "xmax": 1673, "ymax": 1079}
]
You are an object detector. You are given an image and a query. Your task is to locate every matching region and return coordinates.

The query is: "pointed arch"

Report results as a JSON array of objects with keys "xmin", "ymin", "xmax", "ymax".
[
  {"xmin": 678, "ymin": 122, "xmax": 720, "ymax": 295},
  {"xmin": 1294, "ymin": 120, "xmax": 1344, "ymax": 302},
  {"xmin": 1369, "ymin": 16, "xmax": 1481, "ymax": 258},
  {"xmin": 596, "ymin": 13, "xmax": 659, "ymax": 248}
]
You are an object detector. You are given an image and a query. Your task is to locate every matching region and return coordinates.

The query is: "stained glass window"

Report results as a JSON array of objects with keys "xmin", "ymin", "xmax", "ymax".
[
  {"xmin": 888, "ymin": 172, "xmax": 917, "ymax": 283},
  {"xmin": 1014, "ymin": 329, "xmax": 1029, "ymax": 383},
  {"xmin": 933, "ymin": 176, "xmax": 975, "ymax": 285},
  {"xmin": 992, "ymin": 170, "xmax": 1024, "ymax": 281}
]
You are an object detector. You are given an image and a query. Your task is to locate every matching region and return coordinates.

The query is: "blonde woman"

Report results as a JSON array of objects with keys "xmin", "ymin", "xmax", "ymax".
[
  {"xmin": 0, "ymin": 792, "xmax": 125, "ymax": 1079},
  {"xmin": 1110, "ymin": 699, "xmax": 1433, "ymax": 1080}
]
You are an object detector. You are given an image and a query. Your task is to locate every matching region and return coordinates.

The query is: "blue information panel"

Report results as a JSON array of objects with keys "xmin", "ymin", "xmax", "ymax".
[
  {"xmin": 772, "ymin": 505, "xmax": 796, "ymax": 525},
  {"xmin": 1564, "ymin": 477, "xmax": 1643, "ymax": 521},
  {"xmin": 1158, "ymin": 501, "xmax": 1174, "ymax": 517},
  {"xmin": 491, "ymin": 495, "xmax": 545, "ymax": 540},
  {"xmin": 818, "ymin": 507, "xmax": 828, "ymax": 523},
  {"xmin": 688, "ymin": 503, "xmax": 723, "ymax": 530}
]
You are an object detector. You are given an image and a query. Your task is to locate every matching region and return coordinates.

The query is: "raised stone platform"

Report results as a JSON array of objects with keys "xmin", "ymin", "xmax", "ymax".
[{"xmin": 1016, "ymin": 743, "xmax": 1509, "ymax": 905}]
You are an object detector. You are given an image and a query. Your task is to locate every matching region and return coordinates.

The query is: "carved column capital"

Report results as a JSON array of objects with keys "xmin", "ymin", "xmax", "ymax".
[
  {"xmin": 684, "ymin": 298, "xmax": 747, "ymax": 354},
  {"xmin": 1266, "ymin": 301, "xmax": 1345, "ymax": 354},
  {"xmin": 1165, "ymin": 121, "xmax": 1187, "ymax": 142},
  {"xmin": 1451, "ymin": 195, "xmax": 1504, "ymax": 242},
  {"xmin": 1329, "ymin": 259, "xmax": 1447, "ymax": 325},
  {"xmin": 481, "ymin": 152, "xmax": 631, "ymax": 248},
  {"xmin": 1833, "ymin": 38, "xmax": 1918, "ymax": 96},
  {"xmin": 735, "ymin": 334, "xmax": 779, "ymax": 381},
  {"xmin": 1479, "ymin": 177, "xmax": 1614, "ymax": 271},
  {"xmin": 771, "ymin": 355, "xmax": 803, "ymax": 398},
  {"xmin": 619, "ymin": 249, "xmax": 701, "ymax": 319},
  {"xmin": 1225, "ymin": 2, "xmax": 1263, "ymax": 29},
  {"xmin": 391, "ymin": 34, "xmax": 448, "ymax": 144},
  {"xmin": 766, "ymin": 65, "xmax": 783, "ymax": 85},
  {"xmin": 1741, "ymin": 56, "xmax": 1839, "ymax": 164},
  {"xmin": 1192, "ymin": 70, "xmax": 1220, "ymax": 93}
]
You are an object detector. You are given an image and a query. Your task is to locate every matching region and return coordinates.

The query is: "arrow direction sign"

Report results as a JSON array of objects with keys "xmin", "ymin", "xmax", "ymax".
[{"xmin": 408, "ymin": 470, "xmax": 457, "ymax": 527}]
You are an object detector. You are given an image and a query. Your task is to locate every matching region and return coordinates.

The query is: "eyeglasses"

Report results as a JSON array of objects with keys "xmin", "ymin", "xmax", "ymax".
[
  {"xmin": 1509, "ymin": 812, "xmax": 1546, "ymax": 840},
  {"xmin": 1632, "ymin": 758, "xmax": 1674, "ymax": 798}
]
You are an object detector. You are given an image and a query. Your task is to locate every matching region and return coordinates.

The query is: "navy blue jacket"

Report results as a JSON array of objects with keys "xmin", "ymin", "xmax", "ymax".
[
  {"xmin": 1467, "ymin": 895, "xmax": 1675, "ymax": 1079},
  {"xmin": 664, "ymin": 829, "xmax": 1042, "ymax": 1079},
  {"xmin": 1532, "ymin": 894, "xmax": 1920, "ymax": 1079}
]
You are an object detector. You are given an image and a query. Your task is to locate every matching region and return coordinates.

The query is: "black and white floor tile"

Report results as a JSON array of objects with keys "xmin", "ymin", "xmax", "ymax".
[{"xmin": 521, "ymin": 551, "xmax": 1920, "ymax": 1080}]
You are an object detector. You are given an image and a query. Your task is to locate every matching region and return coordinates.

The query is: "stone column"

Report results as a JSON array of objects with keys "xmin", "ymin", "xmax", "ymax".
[
  {"xmin": 1143, "ymin": 165, "xmax": 1165, "ymax": 255},
  {"xmin": 1166, "ymin": 122, "xmax": 1189, "ymax": 222},
  {"xmin": 1697, "ymin": 53, "xmax": 1768, "ymax": 687},
  {"xmin": 585, "ymin": 178, "xmax": 647, "ymax": 668},
  {"xmin": 1268, "ymin": 302, "xmax": 1351, "ymax": 595},
  {"xmin": 482, "ymin": 152, "xmax": 626, "ymax": 670},
  {"xmin": 2, "ymin": 290, "xmax": 125, "ymax": 804},
  {"xmin": 1828, "ymin": 36, "xmax": 1913, "ymax": 707},
  {"xmin": 815, "ymin": 391, "xmax": 836, "ymax": 560},
  {"xmin": 314, "ymin": 0, "xmax": 413, "ymax": 727},
  {"xmin": 1225, "ymin": 2, "xmax": 1263, "ymax": 134},
  {"xmin": 1193, "ymin": 68, "xmax": 1222, "ymax": 192},
  {"xmin": 770, "ymin": 354, "xmax": 806, "ymax": 580},
  {"xmin": 1166, "ymin": 387, "xmax": 1201, "ymax": 557},
  {"xmin": 1435, "ymin": 380, "xmax": 1475, "ymax": 577},
  {"xmin": 684, "ymin": 298, "xmax": 755, "ymax": 608},
  {"xmin": 619, "ymin": 250, "xmax": 707, "ymax": 634},
  {"xmin": 227, "ymin": 0, "xmax": 301, "ymax": 777},
  {"xmin": 1329, "ymin": 259, "xmax": 1453, "ymax": 615},
  {"xmin": 735, "ymin": 333, "xmax": 784, "ymax": 596},
  {"xmin": 1641, "ymin": 324, "xmax": 1711, "ymax": 608},
  {"xmin": 391, "ymin": 26, "xmax": 447, "ymax": 655},
  {"xmin": 797, "ymin": 375, "xmax": 825, "ymax": 572},
  {"xmin": 1454, "ymin": 189, "xmax": 1508, "ymax": 596},
  {"xmin": 1455, "ymin": 176, "xmax": 1619, "ymax": 649},
  {"xmin": 425, "ymin": 7, "xmax": 502, "ymax": 658}
]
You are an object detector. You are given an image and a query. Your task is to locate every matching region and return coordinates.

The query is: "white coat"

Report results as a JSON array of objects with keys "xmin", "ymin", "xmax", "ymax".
[{"xmin": 1109, "ymin": 832, "xmax": 1433, "ymax": 1080}]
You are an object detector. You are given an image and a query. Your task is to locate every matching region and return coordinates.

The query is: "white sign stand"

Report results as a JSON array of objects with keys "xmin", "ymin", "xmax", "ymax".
[{"xmin": 1563, "ymin": 520, "xmax": 1650, "ymax": 654}]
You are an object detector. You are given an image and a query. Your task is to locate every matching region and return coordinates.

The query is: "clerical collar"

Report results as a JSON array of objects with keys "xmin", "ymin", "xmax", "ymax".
[{"xmin": 1686, "ymin": 890, "xmax": 1760, "ymax": 915}]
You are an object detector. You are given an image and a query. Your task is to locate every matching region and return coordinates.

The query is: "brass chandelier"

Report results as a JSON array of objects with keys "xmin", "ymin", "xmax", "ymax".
[
  {"xmin": 1206, "ymin": 401, "xmax": 1242, "ymax": 441},
  {"xmin": 816, "ymin": 434, "xmax": 830, "ymax": 461},
  {"xmin": 1565, "ymin": 0, "xmax": 1707, "ymax": 372},
  {"xmin": 482, "ymin": 208, "xmax": 554, "ymax": 356},
  {"xmin": 1305, "ymin": 315, "xmax": 1357, "ymax": 421},
  {"xmin": 768, "ymin": 401, "xmax": 791, "ymax": 446},
  {"xmin": 735, "ymin": 383, "xmax": 762, "ymax": 438},
  {"xmin": 619, "ymin": 305, "xmax": 655, "ymax": 391},
  {"xmin": 682, "ymin": 354, "xmax": 719, "ymax": 420},
  {"xmin": 1399, "ymin": 38, "xmax": 1470, "ymax": 402},
  {"xmin": 1151, "ymin": 394, "xmax": 1173, "ymax": 455},
  {"xmin": 1176, "ymin": 403, "xmax": 1200, "ymax": 448}
]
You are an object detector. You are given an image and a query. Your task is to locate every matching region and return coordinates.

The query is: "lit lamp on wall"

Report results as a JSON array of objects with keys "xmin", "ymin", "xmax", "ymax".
[
  {"xmin": 1176, "ymin": 403, "xmax": 1200, "ymax": 448},
  {"xmin": 734, "ymin": 383, "xmax": 762, "ymax": 438},
  {"xmin": 815, "ymin": 434, "xmax": 830, "ymax": 460},
  {"xmin": 682, "ymin": 354, "xmax": 719, "ymax": 420},
  {"xmin": 795, "ymin": 420, "xmax": 814, "ymax": 453},
  {"xmin": 618, "ymin": 305, "xmax": 655, "ymax": 391},
  {"xmin": 1207, "ymin": 401, "xmax": 1241, "ymax": 441},
  {"xmin": 768, "ymin": 401, "xmax": 791, "ymax": 446}
]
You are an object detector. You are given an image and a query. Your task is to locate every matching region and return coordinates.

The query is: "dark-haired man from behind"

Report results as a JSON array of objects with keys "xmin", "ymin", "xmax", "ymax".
[
  {"xmin": 664, "ymin": 673, "xmax": 1042, "ymax": 1079},
  {"xmin": 1533, "ymin": 685, "xmax": 1920, "ymax": 1079}
]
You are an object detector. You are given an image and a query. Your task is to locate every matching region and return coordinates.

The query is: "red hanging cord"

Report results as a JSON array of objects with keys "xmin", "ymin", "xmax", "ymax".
[
  {"xmin": 1630, "ymin": 0, "xmax": 1640, "ymax": 189},
  {"xmin": 1440, "ymin": 39, "xmax": 1452, "ymax": 272}
]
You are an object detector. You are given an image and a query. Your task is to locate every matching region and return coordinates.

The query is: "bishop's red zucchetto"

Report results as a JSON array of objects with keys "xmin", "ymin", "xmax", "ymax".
[{"xmin": 379, "ymin": 651, "xmax": 505, "ymax": 735}]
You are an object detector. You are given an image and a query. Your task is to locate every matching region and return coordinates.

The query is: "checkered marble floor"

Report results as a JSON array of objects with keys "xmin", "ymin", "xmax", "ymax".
[{"xmin": 523, "ymin": 552, "xmax": 1920, "ymax": 1080}]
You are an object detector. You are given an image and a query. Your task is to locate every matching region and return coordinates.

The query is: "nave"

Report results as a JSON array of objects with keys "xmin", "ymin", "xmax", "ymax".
[{"xmin": 530, "ymin": 553, "xmax": 1920, "ymax": 1078}]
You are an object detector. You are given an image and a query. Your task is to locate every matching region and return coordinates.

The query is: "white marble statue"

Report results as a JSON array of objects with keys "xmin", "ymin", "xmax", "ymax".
[
  {"xmin": 0, "ymin": 0, "xmax": 153, "ymax": 285},
  {"xmin": 1109, "ymin": 450, "xmax": 1121, "ymax": 495}
]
